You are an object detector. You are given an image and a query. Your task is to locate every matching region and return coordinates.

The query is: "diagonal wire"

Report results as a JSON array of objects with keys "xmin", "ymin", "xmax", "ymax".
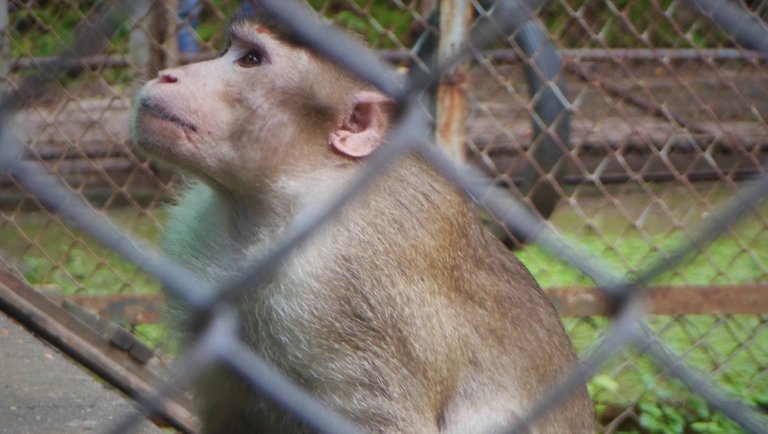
[
  {"xmin": 505, "ymin": 302, "xmax": 646, "ymax": 433},
  {"xmin": 635, "ymin": 324, "xmax": 768, "ymax": 433},
  {"xmin": 107, "ymin": 310, "xmax": 238, "ymax": 434},
  {"xmin": 685, "ymin": 0, "xmax": 768, "ymax": 54},
  {"xmin": 0, "ymin": 2, "xmax": 134, "ymax": 113},
  {"xmin": 113, "ymin": 306, "xmax": 364, "ymax": 434},
  {"xmin": 4, "ymin": 159, "xmax": 213, "ymax": 309},
  {"xmin": 3, "ymin": 1, "xmax": 768, "ymax": 433},
  {"xmin": 206, "ymin": 105, "xmax": 426, "ymax": 307},
  {"xmin": 220, "ymin": 335, "xmax": 363, "ymax": 434},
  {"xmin": 207, "ymin": 0, "xmax": 580, "ymax": 309},
  {"xmin": 248, "ymin": 0, "xmax": 402, "ymax": 98},
  {"xmin": 411, "ymin": 136, "xmax": 625, "ymax": 290},
  {"xmin": 627, "ymin": 173, "xmax": 768, "ymax": 294},
  {"xmin": 0, "ymin": 2, "xmax": 214, "ymax": 310}
]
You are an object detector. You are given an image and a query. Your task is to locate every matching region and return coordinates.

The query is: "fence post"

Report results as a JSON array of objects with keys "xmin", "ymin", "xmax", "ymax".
[
  {"xmin": 129, "ymin": 0, "xmax": 179, "ymax": 79},
  {"xmin": 0, "ymin": 0, "xmax": 8, "ymax": 83},
  {"xmin": 153, "ymin": 0, "xmax": 179, "ymax": 70},
  {"xmin": 128, "ymin": 0, "xmax": 152, "ymax": 78},
  {"xmin": 435, "ymin": 0, "xmax": 472, "ymax": 162},
  {"xmin": 419, "ymin": 0, "xmax": 436, "ymax": 16}
]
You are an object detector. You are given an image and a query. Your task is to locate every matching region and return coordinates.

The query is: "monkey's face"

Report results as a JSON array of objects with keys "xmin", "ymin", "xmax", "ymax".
[
  {"xmin": 132, "ymin": 19, "xmax": 390, "ymax": 194},
  {"xmin": 133, "ymin": 22, "xmax": 335, "ymax": 190}
]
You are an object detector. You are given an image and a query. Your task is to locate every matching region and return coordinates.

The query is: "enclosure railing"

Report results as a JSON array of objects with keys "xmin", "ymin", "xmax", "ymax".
[{"xmin": 1, "ymin": 0, "xmax": 767, "ymax": 433}]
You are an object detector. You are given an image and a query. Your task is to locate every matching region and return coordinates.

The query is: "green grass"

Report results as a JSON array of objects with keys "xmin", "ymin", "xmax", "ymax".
[
  {"xmin": 518, "ymin": 184, "xmax": 768, "ymax": 288},
  {"xmin": 565, "ymin": 314, "xmax": 768, "ymax": 432},
  {"xmin": 0, "ymin": 207, "xmax": 164, "ymax": 295},
  {"xmin": 9, "ymin": 0, "xmax": 735, "ymax": 61}
]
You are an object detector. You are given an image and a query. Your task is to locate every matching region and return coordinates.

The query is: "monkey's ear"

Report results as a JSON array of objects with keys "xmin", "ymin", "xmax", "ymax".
[{"xmin": 329, "ymin": 91, "xmax": 392, "ymax": 158}]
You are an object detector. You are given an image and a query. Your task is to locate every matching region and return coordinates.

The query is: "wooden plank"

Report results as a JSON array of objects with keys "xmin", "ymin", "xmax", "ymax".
[
  {"xmin": 0, "ymin": 0, "xmax": 8, "ymax": 80},
  {"xmin": 46, "ymin": 292, "xmax": 165, "ymax": 325},
  {"xmin": 546, "ymin": 284, "xmax": 768, "ymax": 316},
  {"xmin": 44, "ymin": 284, "xmax": 768, "ymax": 324}
]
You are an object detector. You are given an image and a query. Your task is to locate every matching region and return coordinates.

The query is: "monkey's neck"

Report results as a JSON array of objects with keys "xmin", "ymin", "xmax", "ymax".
[
  {"xmin": 163, "ymin": 180, "xmax": 293, "ymax": 274},
  {"xmin": 213, "ymin": 190, "xmax": 298, "ymax": 253},
  {"xmin": 205, "ymin": 164, "xmax": 356, "ymax": 241}
]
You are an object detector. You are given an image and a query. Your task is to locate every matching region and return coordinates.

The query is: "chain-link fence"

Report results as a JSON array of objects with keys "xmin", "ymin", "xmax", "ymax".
[{"xmin": 1, "ymin": 0, "xmax": 767, "ymax": 432}]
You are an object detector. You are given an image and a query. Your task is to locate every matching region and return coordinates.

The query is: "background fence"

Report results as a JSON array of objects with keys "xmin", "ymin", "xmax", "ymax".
[{"xmin": 1, "ymin": 0, "xmax": 767, "ymax": 432}]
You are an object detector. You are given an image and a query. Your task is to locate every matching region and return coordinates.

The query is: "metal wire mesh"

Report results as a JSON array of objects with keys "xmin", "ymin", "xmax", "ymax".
[{"xmin": 1, "ymin": 0, "xmax": 767, "ymax": 432}]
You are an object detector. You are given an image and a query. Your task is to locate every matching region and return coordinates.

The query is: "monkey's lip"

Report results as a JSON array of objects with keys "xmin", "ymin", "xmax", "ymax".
[{"xmin": 139, "ymin": 98, "xmax": 199, "ymax": 133}]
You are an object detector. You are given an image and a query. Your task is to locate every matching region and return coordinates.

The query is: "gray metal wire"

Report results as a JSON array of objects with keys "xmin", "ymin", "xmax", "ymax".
[{"xmin": 1, "ymin": 0, "xmax": 767, "ymax": 433}]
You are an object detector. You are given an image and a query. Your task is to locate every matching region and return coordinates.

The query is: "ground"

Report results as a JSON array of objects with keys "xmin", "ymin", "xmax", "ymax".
[{"xmin": 0, "ymin": 314, "xmax": 163, "ymax": 434}]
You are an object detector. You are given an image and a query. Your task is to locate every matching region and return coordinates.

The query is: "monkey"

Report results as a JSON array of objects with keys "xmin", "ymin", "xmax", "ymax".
[{"xmin": 131, "ymin": 8, "xmax": 594, "ymax": 434}]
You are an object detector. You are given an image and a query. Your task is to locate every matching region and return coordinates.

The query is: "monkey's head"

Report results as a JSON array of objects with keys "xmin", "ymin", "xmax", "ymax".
[{"xmin": 132, "ymin": 12, "xmax": 391, "ymax": 194}]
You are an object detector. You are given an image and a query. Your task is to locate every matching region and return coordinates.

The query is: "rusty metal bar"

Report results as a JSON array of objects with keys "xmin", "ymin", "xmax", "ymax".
[
  {"xmin": 435, "ymin": 0, "xmax": 473, "ymax": 162},
  {"xmin": 47, "ymin": 283, "xmax": 768, "ymax": 325},
  {"xmin": 151, "ymin": 0, "xmax": 180, "ymax": 73},
  {"xmin": 488, "ymin": 48, "xmax": 768, "ymax": 62},
  {"xmin": 0, "ymin": 265, "xmax": 199, "ymax": 433},
  {"xmin": 547, "ymin": 284, "xmax": 768, "ymax": 316},
  {"xmin": 0, "ymin": 0, "xmax": 8, "ymax": 80},
  {"xmin": 128, "ymin": 0, "xmax": 153, "ymax": 77},
  {"xmin": 164, "ymin": 0, "xmax": 180, "ymax": 67},
  {"xmin": 45, "ymin": 292, "xmax": 164, "ymax": 325}
]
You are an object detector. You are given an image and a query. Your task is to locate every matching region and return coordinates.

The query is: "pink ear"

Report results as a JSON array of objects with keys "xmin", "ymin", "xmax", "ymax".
[{"xmin": 329, "ymin": 91, "xmax": 391, "ymax": 158}]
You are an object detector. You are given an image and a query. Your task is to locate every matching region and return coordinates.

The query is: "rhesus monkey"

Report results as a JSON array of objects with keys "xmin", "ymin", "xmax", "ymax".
[{"xmin": 131, "ymin": 9, "xmax": 594, "ymax": 434}]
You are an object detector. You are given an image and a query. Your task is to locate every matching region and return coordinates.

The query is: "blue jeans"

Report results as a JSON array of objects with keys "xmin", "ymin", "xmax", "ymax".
[
  {"xmin": 178, "ymin": 0, "xmax": 202, "ymax": 53},
  {"xmin": 177, "ymin": 1, "xmax": 257, "ymax": 53}
]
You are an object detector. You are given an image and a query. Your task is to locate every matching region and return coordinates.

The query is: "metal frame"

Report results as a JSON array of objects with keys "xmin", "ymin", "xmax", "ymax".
[{"xmin": 1, "ymin": 1, "xmax": 767, "ymax": 433}]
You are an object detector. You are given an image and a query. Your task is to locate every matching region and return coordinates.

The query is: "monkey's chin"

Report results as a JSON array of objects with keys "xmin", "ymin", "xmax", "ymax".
[
  {"xmin": 132, "ymin": 123, "xmax": 188, "ymax": 165},
  {"xmin": 137, "ymin": 110, "xmax": 196, "ymax": 143},
  {"xmin": 132, "ymin": 127, "xmax": 213, "ymax": 184}
]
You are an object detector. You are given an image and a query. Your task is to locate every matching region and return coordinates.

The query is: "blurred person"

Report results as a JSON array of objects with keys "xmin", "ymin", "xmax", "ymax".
[{"xmin": 177, "ymin": 1, "xmax": 256, "ymax": 53}]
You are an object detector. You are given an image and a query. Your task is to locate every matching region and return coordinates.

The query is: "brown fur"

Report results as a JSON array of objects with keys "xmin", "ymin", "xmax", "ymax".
[{"xmin": 132, "ymin": 14, "xmax": 594, "ymax": 434}]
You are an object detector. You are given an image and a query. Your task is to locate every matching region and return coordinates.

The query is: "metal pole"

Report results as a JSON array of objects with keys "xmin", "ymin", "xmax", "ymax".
[
  {"xmin": 128, "ymin": 0, "xmax": 152, "ymax": 78},
  {"xmin": 161, "ymin": 0, "xmax": 180, "ymax": 68},
  {"xmin": 435, "ymin": 0, "xmax": 473, "ymax": 162},
  {"xmin": 0, "ymin": 0, "xmax": 9, "ymax": 83}
]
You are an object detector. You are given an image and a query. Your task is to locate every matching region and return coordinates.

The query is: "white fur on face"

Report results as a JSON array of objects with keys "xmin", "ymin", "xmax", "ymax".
[{"xmin": 133, "ymin": 28, "xmax": 329, "ymax": 192}]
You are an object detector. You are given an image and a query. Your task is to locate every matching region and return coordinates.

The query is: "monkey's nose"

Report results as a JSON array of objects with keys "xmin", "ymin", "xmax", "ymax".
[{"xmin": 158, "ymin": 71, "xmax": 179, "ymax": 84}]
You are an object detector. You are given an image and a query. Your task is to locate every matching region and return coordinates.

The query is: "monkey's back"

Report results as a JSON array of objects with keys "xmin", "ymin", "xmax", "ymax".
[
  {"xmin": 163, "ymin": 157, "xmax": 594, "ymax": 433},
  {"xmin": 324, "ymin": 158, "xmax": 595, "ymax": 433}
]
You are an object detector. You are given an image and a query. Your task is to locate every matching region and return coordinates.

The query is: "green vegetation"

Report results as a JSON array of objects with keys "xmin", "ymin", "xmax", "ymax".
[
  {"xmin": 9, "ymin": 0, "xmax": 735, "ymax": 60},
  {"xmin": 519, "ymin": 209, "xmax": 768, "ymax": 289},
  {"xmin": 0, "ymin": 208, "xmax": 163, "ymax": 295},
  {"xmin": 540, "ymin": 0, "xmax": 729, "ymax": 49},
  {"xmin": 8, "ymin": 0, "xmax": 415, "ymax": 59},
  {"xmin": 568, "ymin": 315, "xmax": 768, "ymax": 432}
]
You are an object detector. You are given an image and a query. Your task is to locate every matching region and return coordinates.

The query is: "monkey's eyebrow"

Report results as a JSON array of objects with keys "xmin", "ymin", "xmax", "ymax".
[
  {"xmin": 229, "ymin": 27, "xmax": 263, "ymax": 49},
  {"xmin": 226, "ymin": 27, "xmax": 272, "ymax": 63}
]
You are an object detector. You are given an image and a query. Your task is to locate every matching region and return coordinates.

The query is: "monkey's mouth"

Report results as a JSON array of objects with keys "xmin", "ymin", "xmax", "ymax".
[{"xmin": 139, "ymin": 98, "xmax": 198, "ymax": 133}]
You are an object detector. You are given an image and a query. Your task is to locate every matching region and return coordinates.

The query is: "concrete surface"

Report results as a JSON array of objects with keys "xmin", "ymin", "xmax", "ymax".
[{"xmin": 0, "ymin": 314, "xmax": 165, "ymax": 434}]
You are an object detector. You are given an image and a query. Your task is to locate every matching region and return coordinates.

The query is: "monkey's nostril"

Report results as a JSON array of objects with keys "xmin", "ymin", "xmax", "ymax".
[{"xmin": 159, "ymin": 72, "xmax": 179, "ymax": 84}]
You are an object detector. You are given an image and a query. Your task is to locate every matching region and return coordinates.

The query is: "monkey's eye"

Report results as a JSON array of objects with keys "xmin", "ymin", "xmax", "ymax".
[{"xmin": 237, "ymin": 50, "xmax": 264, "ymax": 67}]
